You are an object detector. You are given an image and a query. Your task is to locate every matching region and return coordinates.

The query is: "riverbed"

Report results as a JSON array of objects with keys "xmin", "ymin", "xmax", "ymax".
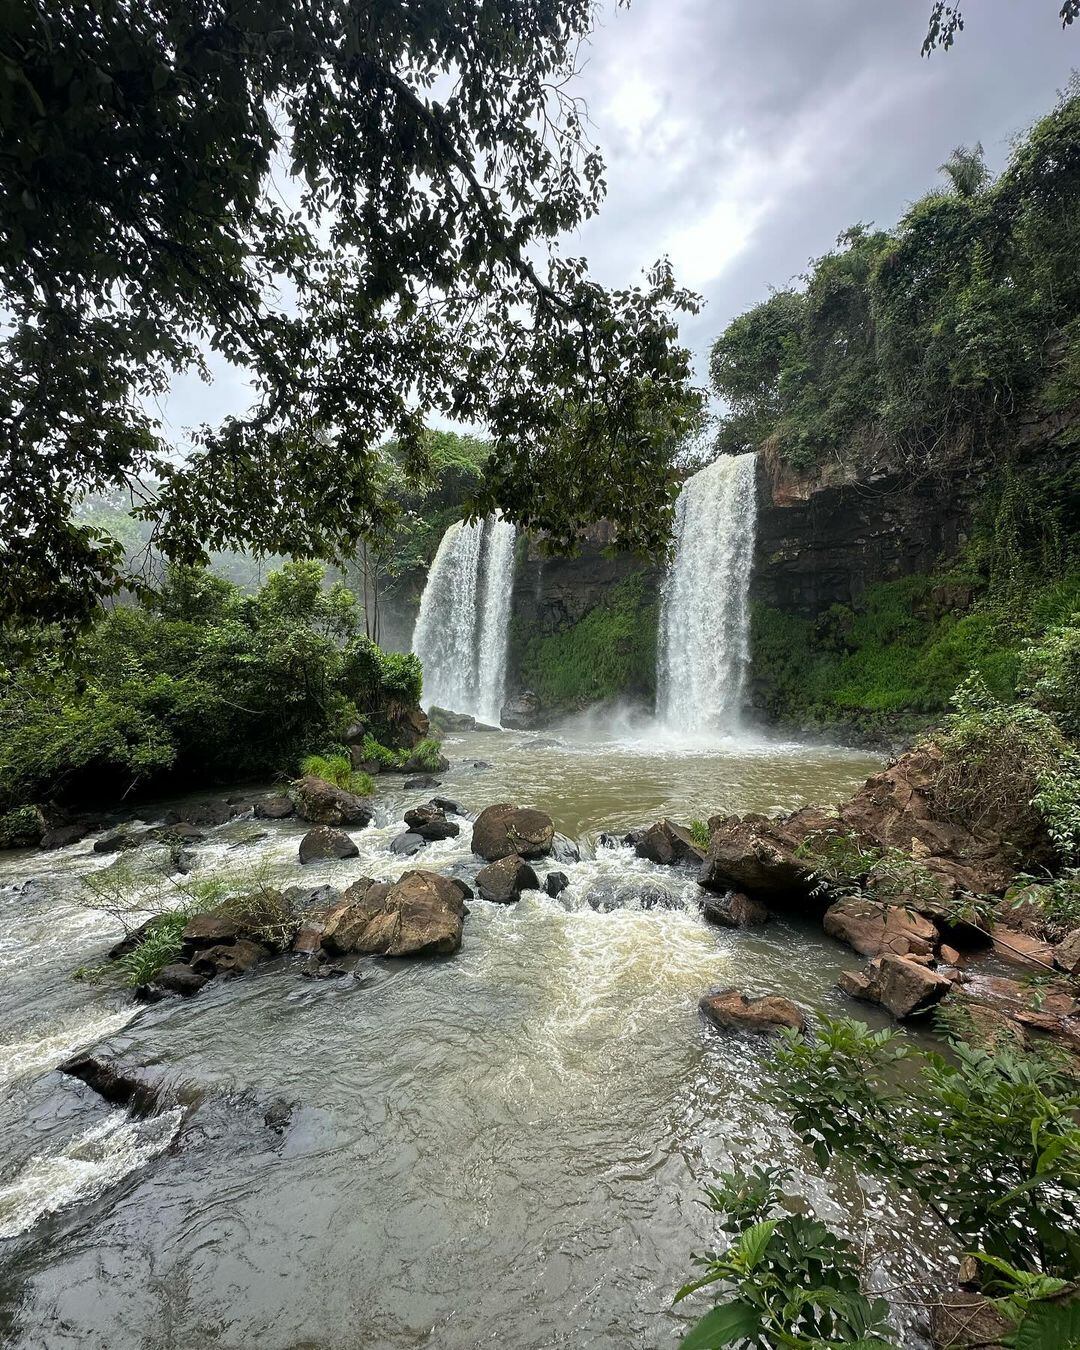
[{"xmin": 0, "ymin": 724, "xmax": 949, "ymax": 1348}]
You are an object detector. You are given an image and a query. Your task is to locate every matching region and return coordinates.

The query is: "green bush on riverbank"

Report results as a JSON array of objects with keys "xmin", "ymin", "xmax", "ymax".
[{"xmin": 0, "ymin": 562, "xmax": 423, "ymax": 814}]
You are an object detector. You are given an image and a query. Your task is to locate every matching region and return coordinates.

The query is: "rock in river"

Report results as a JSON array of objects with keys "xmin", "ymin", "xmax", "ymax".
[
  {"xmin": 254, "ymin": 795, "xmax": 295, "ymax": 820},
  {"xmin": 837, "ymin": 953, "xmax": 951, "ymax": 1020},
  {"xmin": 321, "ymin": 871, "xmax": 465, "ymax": 957},
  {"xmin": 292, "ymin": 775, "xmax": 374, "ymax": 828},
  {"xmin": 823, "ymin": 898, "xmax": 938, "ymax": 959},
  {"xmin": 471, "ymin": 803, "xmax": 555, "ymax": 862},
  {"xmin": 476, "ymin": 854, "xmax": 540, "ymax": 904},
  {"xmin": 390, "ymin": 831, "xmax": 427, "ymax": 857},
  {"xmin": 702, "ymin": 892, "xmax": 770, "ymax": 928},
  {"xmin": 699, "ymin": 988, "xmax": 806, "ymax": 1034},
  {"xmin": 634, "ymin": 819, "xmax": 705, "ymax": 867},
  {"xmin": 298, "ymin": 826, "xmax": 360, "ymax": 865},
  {"xmin": 403, "ymin": 803, "xmax": 460, "ymax": 841}
]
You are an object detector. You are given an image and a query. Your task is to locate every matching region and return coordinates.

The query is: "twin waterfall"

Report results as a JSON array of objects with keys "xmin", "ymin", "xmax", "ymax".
[
  {"xmin": 411, "ymin": 516, "xmax": 516, "ymax": 725},
  {"xmin": 411, "ymin": 453, "xmax": 757, "ymax": 733},
  {"xmin": 657, "ymin": 453, "xmax": 757, "ymax": 733}
]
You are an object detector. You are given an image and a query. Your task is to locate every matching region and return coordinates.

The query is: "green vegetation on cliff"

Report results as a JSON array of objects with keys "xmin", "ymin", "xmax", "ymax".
[
  {"xmin": 512, "ymin": 574, "xmax": 658, "ymax": 713},
  {"xmin": 0, "ymin": 562, "xmax": 422, "ymax": 814},
  {"xmin": 711, "ymin": 83, "xmax": 1080, "ymax": 481}
]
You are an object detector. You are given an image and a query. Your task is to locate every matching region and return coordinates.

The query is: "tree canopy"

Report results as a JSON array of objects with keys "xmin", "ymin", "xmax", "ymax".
[
  {"xmin": 923, "ymin": 1, "xmax": 1079, "ymax": 53},
  {"xmin": 0, "ymin": 0, "xmax": 699, "ymax": 633},
  {"xmin": 709, "ymin": 85, "xmax": 1080, "ymax": 482}
]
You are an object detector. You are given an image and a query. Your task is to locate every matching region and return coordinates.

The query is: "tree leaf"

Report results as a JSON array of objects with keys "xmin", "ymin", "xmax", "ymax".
[{"xmin": 678, "ymin": 1301, "xmax": 763, "ymax": 1349}]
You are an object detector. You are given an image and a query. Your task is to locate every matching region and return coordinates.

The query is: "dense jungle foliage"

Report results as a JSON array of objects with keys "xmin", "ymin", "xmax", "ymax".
[
  {"xmin": 710, "ymin": 83, "xmax": 1080, "ymax": 475},
  {"xmin": 0, "ymin": 561, "xmax": 422, "ymax": 825}
]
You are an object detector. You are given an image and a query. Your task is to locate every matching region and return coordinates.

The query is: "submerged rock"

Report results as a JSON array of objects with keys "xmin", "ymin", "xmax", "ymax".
[
  {"xmin": 292, "ymin": 775, "xmax": 374, "ymax": 828},
  {"xmin": 584, "ymin": 879, "xmax": 678, "ymax": 912},
  {"xmin": 476, "ymin": 854, "xmax": 540, "ymax": 904},
  {"xmin": 471, "ymin": 803, "xmax": 555, "ymax": 861},
  {"xmin": 298, "ymin": 826, "xmax": 360, "ymax": 864},
  {"xmin": 389, "ymin": 831, "xmax": 427, "ymax": 857},
  {"xmin": 699, "ymin": 988, "xmax": 806, "ymax": 1034},
  {"xmin": 404, "ymin": 775, "xmax": 442, "ymax": 790},
  {"xmin": 838, "ymin": 953, "xmax": 951, "ymax": 1019},
  {"xmin": 39, "ymin": 823, "xmax": 90, "ymax": 850},
  {"xmin": 155, "ymin": 963, "xmax": 210, "ymax": 996},
  {"xmin": 60, "ymin": 1055, "xmax": 162, "ymax": 1113},
  {"xmin": 634, "ymin": 819, "xmax": 705, "ymax": 867}
]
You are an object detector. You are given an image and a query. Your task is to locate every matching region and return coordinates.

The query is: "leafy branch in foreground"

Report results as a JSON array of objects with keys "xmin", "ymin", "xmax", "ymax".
[{"xmin": 675, "ymin": 1166, "xmax": 895, "ymax": 1349}]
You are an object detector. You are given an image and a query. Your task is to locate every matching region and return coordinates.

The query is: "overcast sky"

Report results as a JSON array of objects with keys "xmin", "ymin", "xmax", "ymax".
[{"xmin": 160, "ymin": 0, "xmax": 1079, "ymax": 438}]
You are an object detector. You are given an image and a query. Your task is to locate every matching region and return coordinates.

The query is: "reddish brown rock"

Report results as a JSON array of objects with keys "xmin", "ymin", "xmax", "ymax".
[
  {"xmin": 991, "ymin": 929, "xmax": 1056, "ymax": 971},
  {"xmin": 292, "ymin": 775, "xmax": 374, "ymax": 828},
  {"xmin": 190, "ymin": 938, "xmax": 269, "ymax": 977},
  {"xmin": 939, "ymin": 943, "xmax": 962, "ymax": 965},
  {"xmin": 321, "ymin": 871, "xmax": 465, "ymax": 957},
  {"xmin": 838, "ymin": 954, "xmax": 952, "ymax": 1019},
  {"xmin": 181, "ymin": 915, "xmax": 240, "ymax": 952},
  {"xmin": 699, "ymin": 988, "xmax": 805, "ymax": 1034},
  {"xmin": 696, "ymin": 812, "xmax": 826, "ymax": 900},
  {"xmin": 1053, "ymin": 927, "xmax": 1080, "ymax": 975},
  {"xmin": 471, "ymin": 804, "xmax": 555, "ymax": 862},
  {"xmin": 823, "ymin": 898, "xmax": 938, "ymax": 959}
]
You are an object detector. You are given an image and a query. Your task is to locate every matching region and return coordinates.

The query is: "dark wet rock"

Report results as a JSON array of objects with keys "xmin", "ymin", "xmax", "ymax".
[
  {"xmin": 60, "ymin": 1055, "xmax": 161, "ymax": 1113},
  {"xmin": 263, "ymin": 1099, "xmax": 294, "ymax": 1133},
  {"xmin": 403, "ymin": 804, "xmax": 460, "ymax": 841},
  {"xmin": 163, "ymin": 799, "xmax": 239, "ymax": 829},
  {"xmin": 404, "ymin": 775, "xmax": 442, "ymax": 790},
  {"xmin": 461, "ymin": 760, "xmax": 492, "ymax": 771},
  {"xmin": 430, "ymin": 796, "xmax": 468, "ymax": 818},
  {"xmin": 321, "ymin": 870, "xmax": 465, "ymax": 957},
  {"xmin": 634, "ymin": 819, "xmax": 706, "ymax": 867},
  {"xmin": 159, "ymin": 822, "xmax": 206, "ymax": 844},
  {"xmin": 699, "ymin": 988, "xmax": 806, "ymax": 1034},
  {"xmin": 702, "ymin": 892, "xmax": 770, "ymax": 928},
  {"xmin": 180, "ymin": 915, "xmax": 239, "ymax": 952},
  {"xmin": 299, "ymin": 959, "xmax": 350, "ymax": 980},
  {"xmin": 190, "ymin": 938, "xmax": 269, "ymax": 978},
  {"xmin": 108, "ymin": 919, "xmax": 157, "ymax": 960},
  {"xmin": 929, "ymin": 1288, "xmax": 1012, "ymax": 1349},
  {"xmin": 550, "ymin": 833, "xmax": 583, "ymax": 864},
  {"xmin": 292, "ymin": 775, "xmax": 374, "ymax": 828},
  {"xmin": 476, "ymin": 854, "xmax": 540, "ymax": 904},
  {"xmin": 500, "ymin": 689, "xmax": 543, "ymax": 730},
  {"xmin": 389, "ymin": 831, "xmax": 427, "ymax": 857},
  {"xmin": 174, "ymin": 848, "xmax": 197, "ymax": 875},
  {"xmin": 298, "ymin": 826, "xmax": 360, "ymax": 864},
  {"xmin": 544, "ymin": 871, "xmax": 570, "ymax": 898},
  {"xmin": 155, "ymin": 963, "xmax": 210, "ymax": 996},
  {"xmin": 39, "ymin": 823, "xmax": 90, "ymax": 850},
  {"xmin": 227, "ymin": 829, "xmax": 269, "ymax": 850},
  {"xmin": 823, "ymin": 898, "xmax": 938, "ymax": 959},
  {"xmin": 94, "ymin": 825, "xmax": 146, "ymax": 853},
  {"xmin": 428, "ymin": 707, "xmax": 498, "ymax": 733},
  {"xmin": 597, "ymin": 832, "xmax": 633, "ymax": 851},
  {"xmin": 254, "ymin": 795, "xmax": 295, "ymax": 820},
  {"xmin": 445, "ymin": 876, "xmax": 474, "ymax": 902},
  {"xmin": 471, "ymin": 803, "xmax": 555, "ymax": 861},
  {"xmin": 838, "ymin": 953, "xmax": 951, "ymax": 1019}
]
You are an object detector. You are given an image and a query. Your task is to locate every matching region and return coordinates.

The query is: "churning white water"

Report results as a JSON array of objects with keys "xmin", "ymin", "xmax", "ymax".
[
  {"xmin": 412, "ymin": 515, "xmax": 516, "ymax": 724},
  {"xmin": 658, "ymin": 453, "xmax": 757, "ymax": 732}
]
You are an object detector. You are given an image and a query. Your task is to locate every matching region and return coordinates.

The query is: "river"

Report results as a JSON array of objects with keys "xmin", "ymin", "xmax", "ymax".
[{"xmin": 0, "ymin": 722, "xmax": 949, "ymax": 1348}]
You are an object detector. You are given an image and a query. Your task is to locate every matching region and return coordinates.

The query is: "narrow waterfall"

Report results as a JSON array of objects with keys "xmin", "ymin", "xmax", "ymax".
[
  {"xmin": 657, "ymin": 453, "xmax": 757, "ymax": 732},
  {"xmin": 411, "ymin": 515, "xmax": 517, "ymax": 724}
]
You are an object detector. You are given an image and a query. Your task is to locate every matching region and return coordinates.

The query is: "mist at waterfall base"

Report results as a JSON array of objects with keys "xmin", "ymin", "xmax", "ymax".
[{"xmin": 411, "ymin": 514, "xmax": 516, "ymax": 726}]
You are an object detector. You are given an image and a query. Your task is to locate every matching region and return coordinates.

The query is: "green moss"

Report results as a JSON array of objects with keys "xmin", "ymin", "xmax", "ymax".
[{"xmin": 514, "ymin": 573, "xmax": 657, "ymax": 712}]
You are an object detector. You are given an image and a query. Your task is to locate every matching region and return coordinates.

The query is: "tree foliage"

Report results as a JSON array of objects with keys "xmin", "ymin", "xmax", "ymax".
[
  {"xmin": 923, "ymin": 2, "xmax": 1079, "ymax": 54},
  {"xmin": 0, "ymin": 561, "xmax": 420, "ymax": 811},
  {"xmin": 709, "ymin": 84, "xmax": 1080, "ymax": 473},
  {"xmin": 0, "ymin": 0, "xmax": 698, "ymax": 633}
]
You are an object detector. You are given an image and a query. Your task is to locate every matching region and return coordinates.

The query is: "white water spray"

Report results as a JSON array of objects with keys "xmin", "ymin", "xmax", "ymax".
[
  {"xmin": 657, "ymin": 453, "xmax": 757, "ymax": 732},
  {"xmin": 412, "ymin": 515, "xmax": 516, "ymax": 724}
]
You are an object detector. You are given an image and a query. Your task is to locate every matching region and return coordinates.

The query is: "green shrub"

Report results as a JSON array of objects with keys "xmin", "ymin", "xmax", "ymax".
[
  {"xmin": 115, "ymin": 912, "xmax": 188, "ymax": 988},
  {"xmin": 688, "ymin": 819, "xmax": 710, "ymax": 850},
  {"xmin": 406, "ymin": 738, "xmax": 444, "ymax": 772},
  {"xmin": 1021, "ymin": 615, "xmax": 1080, "ymax": 738},
  {"xmin": 0, "ymin": 805, "xmax": 42, "ymax": 849},
  {"xmin": 299, "ymin": 752, "xmax": 374, "ymax": 797}
]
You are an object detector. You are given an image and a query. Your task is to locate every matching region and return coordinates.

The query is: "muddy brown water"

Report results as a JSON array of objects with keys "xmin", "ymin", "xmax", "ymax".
[{"xmin": 0, "ymin": 721, "xmax": 952, "ymax": 1347}]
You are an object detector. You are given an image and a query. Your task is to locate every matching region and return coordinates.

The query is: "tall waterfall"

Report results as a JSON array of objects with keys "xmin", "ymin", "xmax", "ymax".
[
  {"xmin": 411, "ymin": 515, "xmax": 516, "ymax": 724},
  {"xmin": 657, "ymin": 453, "xmax": 757, "ymax": 732}
]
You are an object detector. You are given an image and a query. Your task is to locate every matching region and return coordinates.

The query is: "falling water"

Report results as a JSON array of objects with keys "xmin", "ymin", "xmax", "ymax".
[
  {"xmin": 412, "ymin": 515, "xmax": 517, "ymax": 724},
  {"xmin": 657, "ymin": 453, "xmax": 758, "ymax": 732}
]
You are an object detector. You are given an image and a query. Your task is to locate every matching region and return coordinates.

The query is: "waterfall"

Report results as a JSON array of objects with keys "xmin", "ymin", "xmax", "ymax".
[
  {"xmin": 411, "ymin": 515, "xmax": 517, "ymax": 724},
  {"xmin": 657, "ymin": 453, "xmax": 757, "ymax": 732}
]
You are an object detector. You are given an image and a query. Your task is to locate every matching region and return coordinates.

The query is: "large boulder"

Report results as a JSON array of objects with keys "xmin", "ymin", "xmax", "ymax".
[
  {"xmin": 291, "ymin": 775, "xmax": 374, "ymax": 828},
  {"xmin": 298, "ymin": 826, "xmax": 360, "ymax": 864},
  {"xmin": 254, "ymin": 795, "xmax": 295, "ymax": 820},
  {"xmin": 190, "ymin": 938, "xmax": 269, "ymax": 978},
  {"xmin": 403, "ymin": 804, "xmax": 460, "ymax": 841},
  {"xmin": 322, "ymin": 871, "xmax": 465, "ymax": 957},
  {"xmin": 389, "ymin": 831, "xmax": 427, "ymax": 857},
  {"xmin": 699, "ymin": 988, "xmax": 806, "ymax": 1034},
  {"xmin": 1054, "ymin": 927, "xmax": 1080, "ymax": 976},
  {"xmin": 697, "ymin": 810, "xmax": 829, "ymax": 900},
  {"xmin": 155, "ymin": 963, "xmax": 210, "ymax": 996},
  {"xmin": 823, "ymin": 898, "xmax": 939, "ymax": 959},
  {"xmin": 634, "ymin": 820, "xmax": 705, "ymax": 867},
  {"xmin": 476, "ymin": 854, "xmax": 540, "ymax": 904},
  {"xmin": 500, "ymin": 690, "xmax": 543, "ymax": 730},
  {"xmin": 471, "ymin": 803, "xmax": 555, "ymax": 861},
  {"xmin": 40, "ymin": 823, "xmax": 90, "ymax": 850},
  {"xmin": 180, "ymin": 915, "xmax": 240, "ymax": 953},
  {"xmin": 991, "ymin": 929, "xmax": 1057, "ymax": 971},
  {"xmin": 702, "ymin": 892, "xmax": 770, "ymax": 928},
  {"xmin": 838, "ymin": 953, "xmax": 951, "ymax": 1019}
]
